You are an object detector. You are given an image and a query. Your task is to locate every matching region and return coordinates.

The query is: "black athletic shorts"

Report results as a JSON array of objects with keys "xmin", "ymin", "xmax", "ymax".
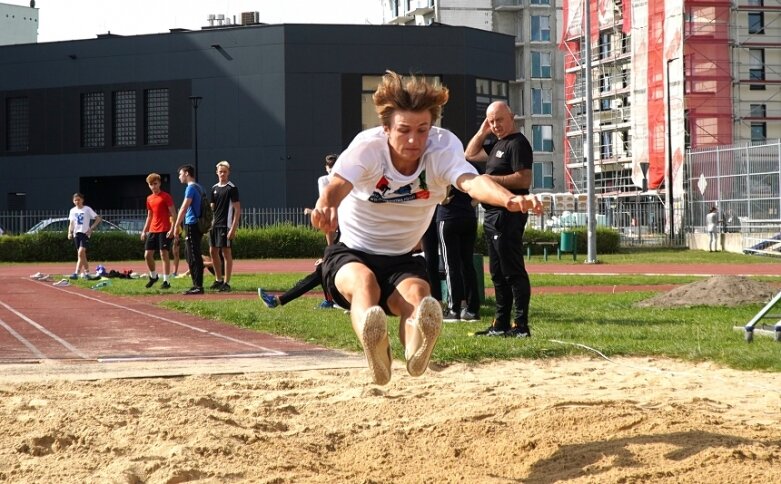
[
  {"xmin": 144, "ymin": 232, "xmax": 172, "ymax": 252},
  {"xmin": 320, "ymin": 242, "xmax": 428, "ymax": 315},
  {"xmin": 209, "ymin": 227, "xmax": 231, "ymax": 248}
]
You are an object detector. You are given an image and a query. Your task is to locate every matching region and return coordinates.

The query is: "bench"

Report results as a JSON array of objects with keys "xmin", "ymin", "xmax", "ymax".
[{"xmin": 524, "ymin": 241, "xmax": 560, "ymax": 261}]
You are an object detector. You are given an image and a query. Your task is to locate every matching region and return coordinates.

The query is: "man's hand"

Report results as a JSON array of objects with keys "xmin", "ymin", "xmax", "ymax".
[
  {"xmin": 310, "ymin": 207, "xmax": 339, "ymax": 233},
  {"xmin": 506, "ymin": 194, "xmax": 542, "ymax": 214}
]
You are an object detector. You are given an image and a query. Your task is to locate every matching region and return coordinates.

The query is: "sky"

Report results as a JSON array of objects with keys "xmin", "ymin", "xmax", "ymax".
[{"xmin": 8, "ymin": 0, "xmax": 386, "ymax": 43}]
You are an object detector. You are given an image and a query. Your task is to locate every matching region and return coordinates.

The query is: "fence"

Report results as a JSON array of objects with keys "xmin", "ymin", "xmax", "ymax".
[
  {"xmin": 687, "ymin": 139, "xmax": 781, "ymax": 256},
  {"xmin": 0, "ymin": 208, "xmax": 313, "ymax": 236}
]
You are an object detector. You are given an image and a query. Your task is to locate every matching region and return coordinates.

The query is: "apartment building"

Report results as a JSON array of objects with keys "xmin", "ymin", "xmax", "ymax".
[
  {"xmin": 561, "ymin": 0, "xmax": 781, "ymax": 199},
  {"xmin": 383, "ymin": 0, "xmax": 567, "ymax": 193},
  {"xmin": 0, "ymin": 1, "xmax": 38, "ymax": 45}
]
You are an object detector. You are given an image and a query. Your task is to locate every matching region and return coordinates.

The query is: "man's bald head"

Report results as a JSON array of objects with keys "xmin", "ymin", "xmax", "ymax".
[{"xmin": 485, "ymin": 101, "xmax": 516, "ymax": 139}]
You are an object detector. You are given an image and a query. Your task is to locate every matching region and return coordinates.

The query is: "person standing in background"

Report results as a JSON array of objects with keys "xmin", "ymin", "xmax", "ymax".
[
  {"xmin": 67, "ymin": 192, "xmax": 102, "ymax": 279},
  {"xmin": 174, "ymin": 164, "xmax": 205, "ymax": 295},
  {"xmin": 208, "ymin": 161, "xmax": 241, "ymax": 292},
  {"xmin": 438, "ymin": 173, "xmax": 481, "ymax": 323},
  {"xmin": 465, "ymin": 101, "xmax": 534, "ymax": 338},
  {"xmin": 141, "ymin": 172, "xmax": 176, "ymax": 290},
  {"xmin": 706, "ymin": 206, "xmax": 719, "ymax": 252}
]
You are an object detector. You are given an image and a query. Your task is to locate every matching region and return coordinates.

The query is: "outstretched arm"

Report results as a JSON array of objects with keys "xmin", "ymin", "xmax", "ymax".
[
  {"xmin": 310, "ymin": 174, "xmax": 353, "ymax": 234},
  {"xmin": 456, "ymin": 173, "xmax": 541, "ymax": 214}
]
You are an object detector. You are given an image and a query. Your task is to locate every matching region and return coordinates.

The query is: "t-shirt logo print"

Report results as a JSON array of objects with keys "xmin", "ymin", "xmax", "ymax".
[{"xmin": 368, "ymin": 170, "xmax": 430, "ymax": 203}]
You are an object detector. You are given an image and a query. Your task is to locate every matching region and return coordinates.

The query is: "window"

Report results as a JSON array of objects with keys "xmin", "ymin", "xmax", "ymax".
[
  {"xmin": 144, "ymin": 88, "xmax": 169, "ymax": 145},
  {"xmin": 531, "ymin": 51, "xmax": 552, "ymax": 78},
  {"xmin": 530, "ymin": 0, "xmax": 550, "ymax": 4},
  {"xmin": 749, "ymin": 48, "xmax": 765, "ymax": 90},
  {"xmin": 475, "ymin": 78, "xmax": 510, "ymax": 127},
  {"xmin": 750, "ymin": 104, "xmax": 767, "ymax": 118},
  {"xmin": 112, "ymin": 90, "xmax": 136, "ymax": 146},
  {"xmin": 532, "ymin": 125, "xmax": 553, "ymax": 152},
  {"xmin": 748, "ymin": 12, "xmax": 764, "ymax": 34},
  {"xmin": 747, "ymin": 0, "xmax": 763, "ymax": 6},
  {"xmin": 531, "ymin": 88, "xmax": 552, "ymax": 115},
  {"xmin": 6, "ymin": 97, "xmax": 29, "ymax": 152},
  {"xmin": 533, "ymin": 161, "xmax": 553, "ymax": 189},
  {"xmin": 599, "ymin": 32, "xmax": 612, "ymax": 59},
  {"xmin": 81, "ymin": 92, "xmax": 105, "ymax": 148},
  {"xmin": 751, "ymin": 122, "xmax": 766, "ymax": 143},
  {"xmin": 531, "ymin": 16, "xmax": 550, "ymax": 42},
  {"xmin": 362, "ymin": 75, "xmax": 442, "ymax": 131},
  {"xmin": 600, "ymin": 132, "xmax": 613, "ymax": 159}
]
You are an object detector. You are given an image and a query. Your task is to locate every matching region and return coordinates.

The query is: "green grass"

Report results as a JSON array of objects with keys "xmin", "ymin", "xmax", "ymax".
[
  {"xmin": 67, "ymin": 268, "xmax": 781, "ymax": 373},
  {"xmin": 523, "ymin": 246, "xmax": 781, "ymax": 265}
]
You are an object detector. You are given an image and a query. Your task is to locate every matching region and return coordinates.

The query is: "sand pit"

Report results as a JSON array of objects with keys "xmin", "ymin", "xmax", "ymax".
[{"xmin": 1, "ymin": 357, "xmax": 780, "ymax": 483}]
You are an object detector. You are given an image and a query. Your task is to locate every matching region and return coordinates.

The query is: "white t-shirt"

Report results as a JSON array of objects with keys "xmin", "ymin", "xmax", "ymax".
[
  {"xmin": 69, "ymin": 205, "xmax": 98, "ymax": 234},
  {"xmin": 317, "ymin": 174, "xmax": 330, "ymax": 196},
  {"xmin": 706, "ymin": 212, "xmax": 718, "ymax": 233},
  {"xmin": 333, "ymin": 126, "xmax": 477, "ymax": 255}
]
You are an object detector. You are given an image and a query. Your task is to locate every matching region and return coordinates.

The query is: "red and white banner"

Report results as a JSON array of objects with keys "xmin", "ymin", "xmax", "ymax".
[
  {"xmin": 561, "ymin": 0, "xmax": 583, "ymax": 41},
  {"xmin": 598, "ymin": 0, "xmax": 615, "ymax": 30}
]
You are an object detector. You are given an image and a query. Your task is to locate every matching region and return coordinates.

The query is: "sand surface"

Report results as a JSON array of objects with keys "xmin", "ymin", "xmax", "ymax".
[{"xmin": 1, "ymin": 356, "xmax": 780, "ymax": 483}]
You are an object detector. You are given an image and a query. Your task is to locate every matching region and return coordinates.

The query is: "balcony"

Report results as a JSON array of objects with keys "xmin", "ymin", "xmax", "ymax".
[{"xmin": 494, "ymin": 0, "xmax": 523, "ymax": 11}]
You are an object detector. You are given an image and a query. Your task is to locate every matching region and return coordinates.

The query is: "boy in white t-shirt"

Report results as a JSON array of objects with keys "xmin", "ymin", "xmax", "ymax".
[
  {"xmin": 67, "ymin": 192, "xmax": 102, "ymax": 279},
  {"xmin": 310, "ymin": 71, "xmax": 541, "ymax": 385}
]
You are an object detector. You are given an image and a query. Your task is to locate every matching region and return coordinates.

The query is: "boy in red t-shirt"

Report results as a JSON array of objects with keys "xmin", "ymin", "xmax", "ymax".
[{"xmin": 141, "ymin": 173, "xmax": 177, "ymax": 289}]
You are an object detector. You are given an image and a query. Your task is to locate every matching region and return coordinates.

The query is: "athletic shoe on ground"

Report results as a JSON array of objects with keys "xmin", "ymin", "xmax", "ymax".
[
  {"xmin": 442, "ymin": 309, "xmax": 460, "ymax": 323},
  {"xmin": 29, "ymin": 272, "xmax": 45, "ymax": 279},
  {"xmin": 39, "ymin": 275, "xmax": 54, "ymax": 282},
  {"xmin": 318, "ymin": 299, "xmax": 335, "ymax": 309},
  {"xmin": 505, "ymin": 326, "xmax": 531, "ymax": 338},
  {"xmin": 183, "ymin": 286, "xmax": 204, "ymax": 295},
  {"xmin": 161, "ymin": 281, "xmax": 171, "ymax": 289},
  {"xmin": 53, "ymin": 279, "xmax": 70, "ymax": 287},
  {"xmin": 361, "ymin": 306, "xmax": 392, "ymax": 385},
  {"xmin": 145, "ymin": 276, "xmax": 159, "ymax": 288},
  {"xmin": 258, "ymin": 288, "xmax": 279, "ymax": 308},
  {"xmin": 218, "ymin": 283, "xmax": 231, "ymax": 292},
  {"xmin": 406, "ymin": 296, "xmax": 443, "ymax": 377},
  {"xmin": 472, "ymin": 326, "xmax": 506, "ymax": 337},
  {"xmin": 69, "ymin": 273, "xmax": 79, "ymax": 280},
  {"xmin": 460, "ymin": 310, "xmax": 480, "ymax": 322},
  {"xmin": 210, "ymin": 280, "xmax": 224, "ymax": 290}
]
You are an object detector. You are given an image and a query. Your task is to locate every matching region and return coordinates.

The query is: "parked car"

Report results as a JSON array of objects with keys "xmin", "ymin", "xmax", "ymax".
[
  {"xmin": 112, "ymin": 218, "xmax": 146, "ymax": 235},
  {"xmin": 26, "ymin": 218, "xmax": 126, "ymax": 234}
]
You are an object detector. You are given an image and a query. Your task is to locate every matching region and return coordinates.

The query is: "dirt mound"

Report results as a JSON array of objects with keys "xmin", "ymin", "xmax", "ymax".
[{"xmin": 636, "ymin": 275, "xmax": 779, "ymax": 308}]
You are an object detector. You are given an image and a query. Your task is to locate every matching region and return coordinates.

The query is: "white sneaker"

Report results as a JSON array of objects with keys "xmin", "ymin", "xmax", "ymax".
[
  {"xmin": 360, "ymin": 306, "xmax": 392, "ymax": 385},
  {"xmin": 405, "ymin": 296, "xmax": 443, "ymax": 377},
  {"xmin": 52, "ymin": 279, "xmax": 70, "ymax": 287}
]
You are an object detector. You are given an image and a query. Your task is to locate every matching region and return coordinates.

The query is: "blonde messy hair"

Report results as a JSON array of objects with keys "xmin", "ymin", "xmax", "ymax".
[{"xmin": 373, "ymin": 70, "xmax": 449, "ymax": 127}]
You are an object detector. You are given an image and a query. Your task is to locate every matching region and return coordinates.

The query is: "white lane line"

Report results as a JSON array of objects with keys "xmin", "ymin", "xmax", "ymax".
[
  {"xmin": 48, "ymin": 286, "xmax": 287, "ymax": 356},
  {"xmin": 0, "ymin": 316, "xmax": 47, "ymax": 359},
  {"xmin": 0, "ymin": 301, "xmax": 89, "ymax": 359}
]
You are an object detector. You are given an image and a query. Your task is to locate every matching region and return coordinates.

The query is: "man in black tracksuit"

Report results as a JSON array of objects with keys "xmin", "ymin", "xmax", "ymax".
[{"xmin": 465, "ymin": 101, "xmax": 533, "ymax": 338}]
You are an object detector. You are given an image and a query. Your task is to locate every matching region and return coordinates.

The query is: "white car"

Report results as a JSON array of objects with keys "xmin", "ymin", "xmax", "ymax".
[{"xmin": 26, "ymin": 218, "xmax": 126, "ymax": 234}]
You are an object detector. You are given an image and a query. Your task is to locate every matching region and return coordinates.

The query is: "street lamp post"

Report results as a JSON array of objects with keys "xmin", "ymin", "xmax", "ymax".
[{"xmin": 189, "ymin": 95, "xmax": 203, "ymax": 180}]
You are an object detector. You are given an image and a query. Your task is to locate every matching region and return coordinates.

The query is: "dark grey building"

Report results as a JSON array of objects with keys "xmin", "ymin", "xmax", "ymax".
[{"xmin": 0, "ymin": 23, "xmax": 514, "ymax": 211}]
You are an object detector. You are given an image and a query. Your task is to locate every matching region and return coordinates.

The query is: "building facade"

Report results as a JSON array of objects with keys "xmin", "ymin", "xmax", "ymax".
[
  {"xmin": 383, "ymin": 0, "xmax": 567, "ymax": 194},
  {"xmin": 561, "ymin": 0, "xmax": 781, "ymax": 199},
  {"xmin": 0, "ymin": 23, "xmax": 514, "ymax": 211},
  {"xmin": 0, "ymin": 1, "xmax": 38, "ymax": 45}
]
